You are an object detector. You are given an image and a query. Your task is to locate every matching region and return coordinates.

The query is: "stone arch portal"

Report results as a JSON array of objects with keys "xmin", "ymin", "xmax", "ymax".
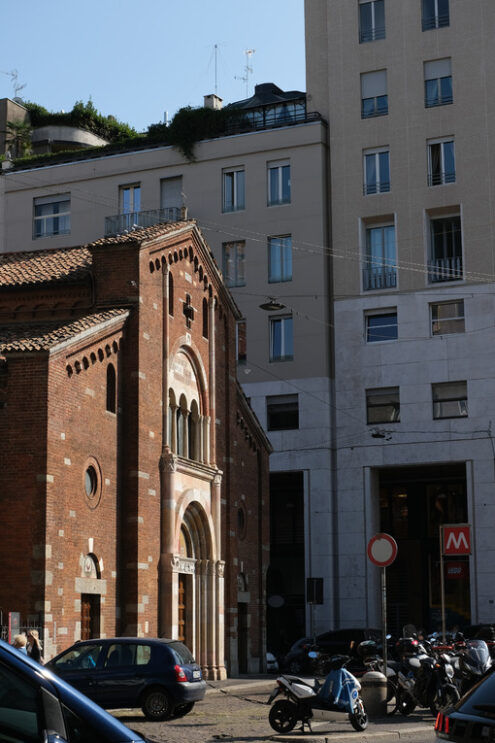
[{"xmin": 160, "ymin": 492, "xmax": 226, "ymax": 680}]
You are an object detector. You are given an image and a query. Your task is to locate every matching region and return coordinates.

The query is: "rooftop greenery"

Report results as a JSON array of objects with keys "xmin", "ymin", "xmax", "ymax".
[{"xmin": 24, "ymin": 99, "xmax": 138, "ymax": 142}]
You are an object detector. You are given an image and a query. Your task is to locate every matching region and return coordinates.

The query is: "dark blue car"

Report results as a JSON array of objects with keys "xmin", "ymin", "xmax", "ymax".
[
  {"xmin": 0, "ymin": 638, "xmax": 149, "ymax": 742},
  {"xmin": 46, "ymin": 637, "xmax": 206, "ymax": 721}
]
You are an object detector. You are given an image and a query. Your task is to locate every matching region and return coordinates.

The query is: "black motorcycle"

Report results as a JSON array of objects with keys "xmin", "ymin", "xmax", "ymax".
[
  {"xmin": 453, "ymin": 639, "xmax": 493, "ymax": 695},
  {"xmin": 395, "ymin": 637, "xmax": 459, "ymax": 716}
]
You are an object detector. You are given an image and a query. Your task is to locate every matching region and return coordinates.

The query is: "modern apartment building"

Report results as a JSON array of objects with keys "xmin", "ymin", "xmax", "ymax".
[
  {"xmin": 306, "ymin": 0, "xmax": 495, "ymax": 633},
  {"xmin": 0, "ymin": 85, "xmax": 332, "ymax": 649}
]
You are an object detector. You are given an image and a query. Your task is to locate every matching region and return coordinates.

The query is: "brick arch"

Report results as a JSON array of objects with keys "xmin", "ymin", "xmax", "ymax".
[
  {"xmin": 175, "ymin": 495, "xmax": 216, "ymax": 561},
  {"xmin": 168, "ymin": 339, "xmax": 209, "ymax": 416}
]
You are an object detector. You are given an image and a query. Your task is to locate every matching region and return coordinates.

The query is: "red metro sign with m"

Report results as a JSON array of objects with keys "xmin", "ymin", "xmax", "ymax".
[{"xmin": 443, "ymin": 525, "xmax": 471, "ymax": 555}]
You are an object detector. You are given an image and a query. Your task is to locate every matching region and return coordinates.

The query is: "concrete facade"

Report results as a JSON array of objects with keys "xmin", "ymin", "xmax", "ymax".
[{"xmin": 305, "ymin": 0, "xmax": 495, "ymax": 631}]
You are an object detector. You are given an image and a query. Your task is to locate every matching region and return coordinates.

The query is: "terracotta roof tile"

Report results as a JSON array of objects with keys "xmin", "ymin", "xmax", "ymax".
[
  {"xmin": 86, "ymin": 220, "xmax": 195, "ymax": 247},
  {"xmin": 0, "ymin": 246, "xmax": 92, "ymax": 288},
  {"xmin": 0, "ymin": 309, "xmax": 128, "ymax": 353}
]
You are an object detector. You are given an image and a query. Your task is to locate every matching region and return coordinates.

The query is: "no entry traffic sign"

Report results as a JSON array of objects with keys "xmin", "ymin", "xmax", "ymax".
[{"xmin": 367, "ymin": 533, "xmax": 398, "ymax": 567}]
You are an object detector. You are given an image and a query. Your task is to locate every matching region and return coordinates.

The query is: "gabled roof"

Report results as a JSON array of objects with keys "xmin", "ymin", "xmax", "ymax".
[
  {"xmin": 0, "ymin": 309, "xmax": 128, "ymax": 353},
  {"xmin": 0, "ymin": 246, "xmax": 91, "ymax": 288}
]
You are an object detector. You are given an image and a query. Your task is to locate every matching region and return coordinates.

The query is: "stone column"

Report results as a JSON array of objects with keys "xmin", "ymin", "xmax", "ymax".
[
  {"xmin": 159, "ymin": 451, "xmax": 177, "ymax": 636},
  {"xmin": 206, "ymin": 559, "xmax": 217, "ymax": 678},
  {"xmin": 215, "ymin": 560, "xmax": 227, "ymax": 679},
  {"xmin": 212, "ymin": 473, "xmax": 222, "ymax": 561},
  {"xmin": 208, "ymin": 298, "xmax": 216, "ymax": 465}
]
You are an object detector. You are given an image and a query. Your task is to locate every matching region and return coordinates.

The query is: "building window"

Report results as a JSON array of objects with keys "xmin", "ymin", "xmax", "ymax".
[
  {"xmin": 168, "ymin": 272, "xmax": 174, "ymax": 316},
  {"xmin": 268, "ymin": 235, "xmax": 292, "ymax": 283},
  {"xmin": 432, "ymin": 381, "xmax": 467, "ymax": 419},
  {"xmin": 366, "ymin": 387, "xmax": 400, "ymax": 424},
  {"xmin": 366, "ymin": 310, "xmax": 398, "ymax": 342},
  {"xmin": 223, "ymin": 167, "xmax": 245, "ymax": 212},
  {"xmin": 268, "ymin": 161, "xmax": 291, "ymax": 206},
  {"xmin": 120, "ymin": 184, "xmax": 141, "ymax": 214},
  {"xmin": 428, "ymin": 214, "xmax": 462, "ymax": 282},
  {"xmin": 267, "ymin": 394, "xmax": 299, "ymax": 431},
  {"xmin": 361, "ymin": 70, "xmax": 388, "ymax": 118},
  {"xmin": 359, "ymin": 0, "xmax": 385, "ymax": 42},
  {"xmin": 363, "ymin": 223, "xmax": 397, "ymax": 290},
  {"xmin": 33, "ymin": 194, "xmax": 71, "ymax": 239},
  {"xmin": 236, "ymin": 319, "xmax": 247, "ymax": 363},
  {"xmin": 106, "ymin": 363, "xmax": 116, "ymax": 413},
  {"xmin": 428, "ymin": 139, "xmax": 455, "ymax": 185},
  {"xmin": 222, "ymin": 241, "xmax": 245, "ymax": 287},
  {"xmin": 270, "ymin": 315, "xmax": 293, "ymax": 362},
  {"xmin": 364, "ymin": 148, "xmax": 390, "ymax": 194},
  {"xmin": 431, "ymin": 300, "xmax": 465, "ymax": 335},
  {"xmin": 422, "ymin": 0, "xmax": 449, "ymax": 31},
  {"xmin": 424, "ymin": 59, "xmax": 452, "ymax": 107},
  {"xmin": 202, "ymin": 298, "xmax": 209, "ymax": 339}
]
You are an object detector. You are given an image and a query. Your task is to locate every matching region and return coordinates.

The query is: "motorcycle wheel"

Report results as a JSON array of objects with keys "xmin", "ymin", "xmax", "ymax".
[
  {"xmin": 349, "ymin": 698, "xmax": 368, "ymax": 731},
  {"xmin": 430, "ymin": 688, "xmax": 460, "ymax": 717},
  {"xmin": 398, "ymin": 690, "xmax": 416, "ymax": 716},
  {"xmin": 386, "ymin": 680, "xmax": 399, "ymax": 716},
  {"xmin": 268, "ymin": 700, "xmax": 298, "ymax": 733}
]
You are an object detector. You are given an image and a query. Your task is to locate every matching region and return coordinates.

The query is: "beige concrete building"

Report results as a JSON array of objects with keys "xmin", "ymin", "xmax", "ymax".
[
  {"xmin": 306, "ymin": 0, "xmax": 495, "ymax": 632},
  {"xmin": 0, "ymin": 86, "xmax": 333, "ymax": 649}
]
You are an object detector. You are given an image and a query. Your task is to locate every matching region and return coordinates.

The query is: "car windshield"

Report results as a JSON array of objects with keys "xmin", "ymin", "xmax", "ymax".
[
  {"xmin": 52, "ymin": 643, "xmax": 103, "ymax": 670},
  {"xmin": 168, "ymin": 641, "xmax": 194, "ymax": 665},
  {"xmin": 457, "ymin": 672, "xmax": 495, "ymax": 718}
]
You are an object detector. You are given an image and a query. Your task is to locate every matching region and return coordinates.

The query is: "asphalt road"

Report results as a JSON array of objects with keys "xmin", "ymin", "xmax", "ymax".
[{"xmin": 111, "ymin": 678, "xmax": 438, "ymax": 743}]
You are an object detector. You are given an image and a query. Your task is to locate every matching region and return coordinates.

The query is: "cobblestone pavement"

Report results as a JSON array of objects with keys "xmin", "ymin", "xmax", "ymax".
[{"xmin": 111, "ymin": 678, "xmax": 436, "ymax": 743}]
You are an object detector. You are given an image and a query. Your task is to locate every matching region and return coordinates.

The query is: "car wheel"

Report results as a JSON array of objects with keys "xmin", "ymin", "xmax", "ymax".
[
  {"xmin": 269, "ymin": 700, "xmax": 298, "ymax": 733},
  {"xmin": 172, "ymin": 702, "xmax": 195, "ymax": 718},
  {"xmin": 142, "ymin": 687, "xmax": 172, "ymax": 721}
]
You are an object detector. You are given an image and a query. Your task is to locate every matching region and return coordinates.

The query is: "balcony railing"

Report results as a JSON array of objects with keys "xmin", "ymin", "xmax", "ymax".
[
  {"xmin": 360, "ymin": 25, "xmax": 386, "ymax": 43},
  {"xmin": 428, "ymin": 256, "xmax": 463, "ymax": 283},
  {"xmin": 105, "ymin": 207, "xmax": 186, "ymax": 236},
  {"xmin": 364, "ymin": 181, "xmax": 390, "ymax": 195},
  {"xmin": 363, "ymin": 267, "xmax": 397, "ymax": 290},
  {"xmin": 428, "ymin": 171, "xmax": 456, "ymax": 186},
  {"xmin": 422, "ymin": 14, "xmax": 449, "ymax": 31}
]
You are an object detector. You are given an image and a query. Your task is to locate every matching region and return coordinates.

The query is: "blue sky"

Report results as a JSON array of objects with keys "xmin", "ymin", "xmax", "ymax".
[{"xmin": 1, "ymin": 0, "xmax": 306, "ymax": 132}]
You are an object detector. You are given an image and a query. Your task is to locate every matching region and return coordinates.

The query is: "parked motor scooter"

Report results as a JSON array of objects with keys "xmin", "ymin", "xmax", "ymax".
[{"xmin": 267, "ymin": 652, "xmax": 368, "ymax": 734}]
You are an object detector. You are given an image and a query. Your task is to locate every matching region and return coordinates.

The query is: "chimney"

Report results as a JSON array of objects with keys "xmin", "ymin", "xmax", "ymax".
[{"xmin": 204, "ymin": 94, "xmax": 223, "ymax": 110}]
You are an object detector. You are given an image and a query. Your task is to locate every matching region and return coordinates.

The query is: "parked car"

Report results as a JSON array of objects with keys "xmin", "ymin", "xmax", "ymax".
[
  {"xmin": 46, "ymin": 637, "xmax": 206, "ymax": 721},
  {"xmin": 0, "ymin": 637, "xmax": 152, "ymax": 742},
  {"xmin": 435, "ymin": 666, "xmax": 495, "ymax": 741},
  {"xmin": 280, "ymin": 629, "xmax": 383, "ymax": 675}
]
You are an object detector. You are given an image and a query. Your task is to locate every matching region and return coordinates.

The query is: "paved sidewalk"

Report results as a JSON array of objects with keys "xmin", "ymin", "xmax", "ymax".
[{"xmin": 208, "ymin": 675, "xmax": 436, "ymax": 742}]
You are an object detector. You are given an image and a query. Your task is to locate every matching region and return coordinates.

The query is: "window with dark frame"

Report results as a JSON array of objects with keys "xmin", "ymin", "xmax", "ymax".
[
  {"xmin": 361, "ymin": 70, "xmax": 388, "ymax": 118},
  {"xmin": 267, "ymin": 394, "xmax": 299, "ymax": 431},
  {"xmin": 106, "ymin": 363, "xmax": 116, "ymax": 413},
  {"xmin": 366, "ymin": 387, "xmax": 400, "ymax": 423},
  {"xmin": 33, "ymin": 194, "xmax": 71, "ymax": 239},
  {"xmin": 428, "ymin": 214, "xmax": 462, "ymax": 283},
  {"xmin": 268, "ymin": 235, "xmax": 292, "ymax": 283},
  {"xmin": 223, "ymin": 167, "xmax": 245, "ymax": 212},
  {"xmin": 366, "ymin": 310, "xmax": 398, "ymax": 342},
  {"xmin": 428, "ymin": 139, "xmax": 455, "ymax": 186},
  {"xmin": 364, "ymin": 148, "xmax": 390, "ymax": 194},
  {"xmin": 432, "ymin": 381, "xmax": 467, "ymax": 419},
  {"xmin": 431, "ymin": 300, "xmax": 464, "ymax": 335},
  {"xmin": 422, "ymin": 0, "xmax": 449, "ymax": 31},
  {"xmin": 424, "ymin": 59, "xmax": 452, "ymax": 107},
  {"xmin": 270, "ymin": 315, "xmax": 294, "ymax": 362},
  {"xmin": 359, "ymin": 0, "xmax": 385, "ymax": 42}
]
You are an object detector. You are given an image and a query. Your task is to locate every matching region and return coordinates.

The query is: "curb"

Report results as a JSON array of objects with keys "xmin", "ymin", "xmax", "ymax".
[{"xmin": 271, "ymin": 723, "xmax": 434, "ymax": 742}]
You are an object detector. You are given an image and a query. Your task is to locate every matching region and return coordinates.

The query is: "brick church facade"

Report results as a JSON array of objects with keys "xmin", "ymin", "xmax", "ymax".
[{"xmin": 0, "ymin": 221, "xmax": 271, "ymax": 677}]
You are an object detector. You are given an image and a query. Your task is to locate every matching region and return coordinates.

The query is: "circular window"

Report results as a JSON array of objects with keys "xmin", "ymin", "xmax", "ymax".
[
  {"xmin": 82, "ymin": 458, "xmax": 102, "ymax": 509},
  {"xmin": 85, "ymin": 466, "xmax": 97, "ymax": 498}
]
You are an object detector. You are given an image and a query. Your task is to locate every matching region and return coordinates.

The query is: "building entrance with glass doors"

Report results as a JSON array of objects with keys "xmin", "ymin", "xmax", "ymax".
[{"xmin": 378, "ymin": 463, "xmax": 470, "ymax": 636}]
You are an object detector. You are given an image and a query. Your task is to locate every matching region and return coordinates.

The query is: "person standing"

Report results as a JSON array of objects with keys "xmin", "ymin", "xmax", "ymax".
[
  {"xmin": 12, "ymin": 634, "xmax": 28, "ymax": 654},
  {"xmin": 26, "ymin": 630, "xmax": 43, "ymax": 663}
]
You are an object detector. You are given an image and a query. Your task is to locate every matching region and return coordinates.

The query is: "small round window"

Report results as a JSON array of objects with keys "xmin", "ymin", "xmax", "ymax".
[
  {"xmin": 85, "ymin": 466, "xmax": 98, "ymax": 498},
  {"xmin": 83, "ymin": 459, "xmax": 102, "ymax": 509}
]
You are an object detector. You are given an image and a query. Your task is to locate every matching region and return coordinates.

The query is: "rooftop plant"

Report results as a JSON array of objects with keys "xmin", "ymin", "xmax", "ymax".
[{"xmin": 24, "ymin": 99, "xmax": 138, "ymax": 143}]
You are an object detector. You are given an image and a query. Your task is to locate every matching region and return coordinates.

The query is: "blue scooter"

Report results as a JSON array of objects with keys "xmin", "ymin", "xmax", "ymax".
[{"xmin": 267, "ymin": 652, "xmax": 368, "ymax": 734}]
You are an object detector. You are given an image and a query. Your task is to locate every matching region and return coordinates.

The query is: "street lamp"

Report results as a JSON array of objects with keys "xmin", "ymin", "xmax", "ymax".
[{"xmin": 259, "ymin": 297, "xmax": 286, "ymax": 311}]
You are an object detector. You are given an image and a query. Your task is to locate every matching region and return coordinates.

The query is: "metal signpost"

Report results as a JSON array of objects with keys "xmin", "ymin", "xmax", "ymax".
[
  {"xmin": 440, "ymin": 524, "xmax": 471, "ymax": 641},
  {"xmin": 367, "ymin": 533, "xmax": 398, "ymax": 670}
]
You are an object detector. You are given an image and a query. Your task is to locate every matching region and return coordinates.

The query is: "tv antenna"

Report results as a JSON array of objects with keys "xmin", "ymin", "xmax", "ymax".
[
  {"xmin": 235, "ymin": 49, "xmax": 255, "ymax": 97},
  {"xmin": 0, "ymin": 69, "xmax": 26, "ymax": 99}
]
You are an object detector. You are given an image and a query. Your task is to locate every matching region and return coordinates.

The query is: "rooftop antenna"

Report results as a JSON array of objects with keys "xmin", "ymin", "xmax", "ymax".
[
  {"xmin": 0, "ymin": 69, "xmax": 26, "ymax": 98},
  {"xmin": 214, "ymin": 43, "xmax": 218, "ymax": 96},
  {"xmin": 235, "ymin": 48, "xmax": 255, "ymax": 97}
]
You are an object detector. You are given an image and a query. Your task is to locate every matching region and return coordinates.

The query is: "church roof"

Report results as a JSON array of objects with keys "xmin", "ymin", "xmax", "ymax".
[
  {"xmin": 0, "ymin": 245, "xmax": 92, "ymax": 288},
  {"xmin": 0, "ymin": 309, "xmax": 128, "ymax": 353}
]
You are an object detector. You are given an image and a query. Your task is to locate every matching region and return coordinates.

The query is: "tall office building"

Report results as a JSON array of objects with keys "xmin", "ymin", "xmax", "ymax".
[{"xmin": 306, "ymin": 0, "xmax": 495, "ymax": 632}]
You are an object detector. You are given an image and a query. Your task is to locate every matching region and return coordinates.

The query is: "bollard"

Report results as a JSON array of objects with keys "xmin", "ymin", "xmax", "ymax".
[{"xmin": 359, "ymin": 670, "xmax": 388, "ymax": 717}]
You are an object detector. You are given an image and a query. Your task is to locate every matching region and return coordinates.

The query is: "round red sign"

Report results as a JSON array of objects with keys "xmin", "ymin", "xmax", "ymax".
[{"xmin": 367, "ymin": 533, "xmax": 398, "ymax": 567}]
